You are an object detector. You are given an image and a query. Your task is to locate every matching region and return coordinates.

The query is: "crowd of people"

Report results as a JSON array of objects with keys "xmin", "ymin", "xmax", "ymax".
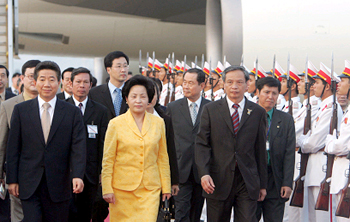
[{"xmin": 0, "ymin": 50, "xmax": 349, "ymax": 222}]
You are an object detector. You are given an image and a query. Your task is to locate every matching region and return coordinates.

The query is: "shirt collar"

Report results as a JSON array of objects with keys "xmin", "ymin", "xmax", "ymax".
[
  {"xmin": 226, "ymin": 96, "xmax": 246, "ymax": 109},
  {"xmin": 72, "ymin": 96, "xmax": 88, "ymax": 108},
  {"xmin": 63, "ymin": 90, "xmax": 71, "ymax": 99},
  {"xmin": 267, "ymin": 108, "xmax": 274, "ymax": 120},
  {"xmin": 22, "ymin": 91, "xmax": 33, "ymax": 101},
  {"xmin": 108, "ymin": 81, "xmax": 124, "ymax": 95},
  {"xmin": 187, "ymin": 96, "xmax": 202, "ymax": 108},
  {"xmin": 38, "ymin": 95, "xmax": 56, "ymax": 110}
]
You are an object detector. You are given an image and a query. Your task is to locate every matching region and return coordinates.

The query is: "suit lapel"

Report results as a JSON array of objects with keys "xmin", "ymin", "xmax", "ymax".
[
  {"xmin": 83, "ymin": 99, "xmax": 94, "ymax": 123},
  {"xmin": 269, "ymin": 109, "xmax": 281, "ymax": 146},
  {"xmin": 102, "ymin": 84, "xmax": 115, "ymax": 116},
  {"xmin": 28, "ymin": 98, "xmax": 45, "ymax": 146},
  {"xmin": 237, "ymin": 99, "xmax": 253, "ymax": 133},
  {"xmin": 47, "ymin": 99, "xmax": 65, "ymax": 145},
  {"xmin": 219, "ymin": 98, "xmax": 235, "ymax": 136},
  {"xmin": 141, "ymin": 112, "xmax": 151, "ymax": 137},
  {"xmin": 125, "ymin": 110, "xmax": 142, "ymax": 137},
  {"xmin": 179, "ymin": 98, "xmax": 193, "ymax": 126},
  {"xmin": 194, "ymin": 97, "xmax": 207, "ymax": 128}
]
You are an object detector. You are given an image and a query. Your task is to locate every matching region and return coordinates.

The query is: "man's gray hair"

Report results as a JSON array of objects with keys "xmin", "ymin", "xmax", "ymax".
[{"xmin": 222, "ymin": 66, "xmax": 249, "ymax": 82}]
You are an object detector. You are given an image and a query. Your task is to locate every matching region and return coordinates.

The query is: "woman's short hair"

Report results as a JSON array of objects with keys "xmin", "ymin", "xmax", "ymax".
[{"xmin": 122, "ymin": 75, "xmax": 155, "ymax": 103}]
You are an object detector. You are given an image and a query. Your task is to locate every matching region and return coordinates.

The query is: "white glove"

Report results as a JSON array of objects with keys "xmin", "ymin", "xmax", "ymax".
[
  {"xmin": 297, "ymin": 131, "xmax": 311, "ymax": 150},
  {"xmin": 325, "ymin": 129, "xmax": 337, "ymax": 153}
]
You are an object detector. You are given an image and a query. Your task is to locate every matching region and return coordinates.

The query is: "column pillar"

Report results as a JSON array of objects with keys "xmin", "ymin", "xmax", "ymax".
[{"xmin": 206, "ymin": 0, "xmax": 222, "ymax": 67}]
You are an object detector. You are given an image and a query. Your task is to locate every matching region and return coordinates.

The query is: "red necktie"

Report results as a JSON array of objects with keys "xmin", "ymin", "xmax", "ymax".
[{"xmin": 232, "ymin": 104, "xmax": 240, "ymax": 134}]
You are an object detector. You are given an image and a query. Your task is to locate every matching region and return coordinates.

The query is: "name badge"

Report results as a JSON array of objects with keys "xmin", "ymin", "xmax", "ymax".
[
  {"xmin": 266, "ymin": 141, "xmax": 270, "ymax": 151},
  {"xmin": 87, "ymin": 125, "xmax": 98, "ymax": 139}
]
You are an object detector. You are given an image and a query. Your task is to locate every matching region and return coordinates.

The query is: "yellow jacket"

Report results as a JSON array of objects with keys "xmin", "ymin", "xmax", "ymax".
[{"xmin": 102, "ymin": 110, "xmax": 171, "ymax": 194}]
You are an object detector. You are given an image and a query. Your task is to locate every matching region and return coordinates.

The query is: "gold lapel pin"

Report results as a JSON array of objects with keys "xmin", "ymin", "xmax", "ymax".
[
  {"xmin": 277, "ymin": 126, "xmax": 280, "ymax": 128},
  {"xmin": 247, "ymin": 109, "xmax": 252, "ymax": 115}
]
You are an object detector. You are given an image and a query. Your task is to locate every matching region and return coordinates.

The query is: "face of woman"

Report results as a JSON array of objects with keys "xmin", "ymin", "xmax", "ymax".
[
  {"xmin": 126, "ymin": 85, "xmax": 149, "ymax": 114},
  {"xmin": 147, "ymin": 87, "xmax": 158, "ymax": 109}
]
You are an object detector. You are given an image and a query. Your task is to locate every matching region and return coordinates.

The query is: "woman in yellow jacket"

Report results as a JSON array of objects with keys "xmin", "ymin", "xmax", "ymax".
[{"xmin": 102, "ymin": 75, "xmax": 171, "ymax": 221}]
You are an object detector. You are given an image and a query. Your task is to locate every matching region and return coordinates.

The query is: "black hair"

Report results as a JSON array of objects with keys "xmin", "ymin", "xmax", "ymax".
[
  {"xmin": 0, "ymin": 65, "xmax": 9, "ymax": 77},
  {"xmin": 183, "ymin": 68, "xmax": 206, "ymax": 84},
  {"xmin": 71, "ymin": 67, "xmax": 93, "ymax": 83},
  {"xmin": 104, "ymin": 51, "xmax": 129, "ymax": 70},
  {"xmin": 92, "ymin": 77, "xmax": 97, "ymax": 87},
  {"xmin": 222, "ymin": 66, "xmax": 249, "ymax": 82},
  {"xmin": 12, "ymin": 73, "xmax": 21, "ymax": 78},
  {"xmin": 149, "ymin": 77, "xmax": 161, "ymax": 105},
  {"xmin": 122, "ymin": 75, "xmax": 155, "ymax": 104},
  {"xmin": 256, "ymin": 77, "xmax": 281, "ymax": 92},
  {"xmin": 62, "ymin": 67, "xmax": 74, "ymax": 80},
  {"xmin": 34, "ymin": 61, "xmax": 61, "ymax": 81},
  {"xmin": 22, "ymin": 60, "xmax": 41, "ymax": 75}
]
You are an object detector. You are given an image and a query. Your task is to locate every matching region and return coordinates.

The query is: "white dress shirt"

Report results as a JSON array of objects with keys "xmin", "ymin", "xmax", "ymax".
[
  {"xmin": 226, "ymin": 96, "xmax": 245, "ymax": 120},
  {"xmin": 72, "ymin": 96, "xmax": 88, "ymax": 115},
  {"xmin": 38, "ymin": 96, "xmax": 56, "ymax": 123}
]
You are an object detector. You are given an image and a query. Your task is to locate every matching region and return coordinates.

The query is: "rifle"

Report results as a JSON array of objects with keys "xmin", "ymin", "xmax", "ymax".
[
  {"xmin": 290, "ymin": 57, "xmax": 311, "ymax": 207},
  {"xmin": 335, "ymin": 156, "xmax": 350, "ymax": 218},
  {"xmin": 170, "ymin": 53, "xmax": 176, "ymax": 102},
  {"xmin": 315, "ymin": 53, "xmax": 337, "ymax": 211},
  {"xmin": 287, "ymin": 54, "xmax": 293, "ymax": 116},
  {"xmin": 139, "ymin": 50, "xmax": 142, "ymax": 74},
  {"xmin": 209, "ymin": 58, "xmax": 214, "ymax": 101}
]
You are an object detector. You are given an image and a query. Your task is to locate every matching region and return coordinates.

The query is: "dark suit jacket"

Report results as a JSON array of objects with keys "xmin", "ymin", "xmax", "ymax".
[
  {"xmin": 155, "ymin": 105, "xmax": 179, "ymax": 185},
  {"xmin": 5, "ymin": 89, "xmax": 15, "ymax": 100},
  {"xmin": 268, "ymin": 109, "xmax": 295, "ymax": 202},
  {"xmin": 6, "ymin": 98, "xmax": 86, "ymax": 202},
  {"xmin": 167, "ymin": 97, "xmax": 211, "ymax": 184},
  {"xmin": 56, "ymin": 92, "xmax": 66, "ymax": 100},
  {"xmin": 66, "ymin": 97, "xmax": 109, "ymax": 185},
  {"xmin": 88, "ymin": 84, "xmax": 128, "ymax": 121},
  {"xmin": 195, "ymin": 97, "xmax": 268, "ymax": 200}
]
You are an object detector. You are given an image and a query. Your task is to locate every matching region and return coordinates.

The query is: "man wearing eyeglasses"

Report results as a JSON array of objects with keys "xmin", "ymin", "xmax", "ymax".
[
  {"xmin": 89, "ymin": 51, "xmax": 129, "ymax": 121},
  {"xmin": 0, "ymin": 60, "xmax": 41, "ymax": 222},
  {"xmin": 88, "ymin": 51, "xmax": 129, "ymax": 221}
]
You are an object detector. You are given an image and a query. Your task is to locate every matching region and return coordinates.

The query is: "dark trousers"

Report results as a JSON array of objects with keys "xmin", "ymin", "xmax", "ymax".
[
  {"xmin": 174, "ymin": 170, "xmax": 204, "ymax": 222},
  {"xmin": 207, "ymin": 166, "xmax": 258, "ymax": 222},
  {"xmin": 21, "ymin": 174, "xmax": 69, "ymax": 222},
  {"xmin": 256, "ymin": 166, "xmax": 285, "ymax": 222},
  {"xmin": 91, "ymin": 185, "xmax": 108, "ymax": 222},
  {"xmin": 69, "ymin": 179, "xmax": 98, "ymax": 222},
  {"xmin": 0, "ymin": 191, "xmax": 10, "ymax": 222}
]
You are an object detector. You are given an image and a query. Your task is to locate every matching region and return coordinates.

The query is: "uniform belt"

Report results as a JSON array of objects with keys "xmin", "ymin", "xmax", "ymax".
[
  {"xmin": 318, "ymin": 147, "xmax": 325, "ymax": 152},
  {"xmin": 337, "ymin": 154, "xmax": 347, "ymax": 158}
]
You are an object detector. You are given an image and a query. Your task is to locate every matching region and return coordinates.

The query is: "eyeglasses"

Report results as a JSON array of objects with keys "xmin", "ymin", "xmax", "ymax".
[
  {"xmin": 24, "ymin": 75, "xmax": 34, "ymax": 80},
  {"xmin": 113, "ymin": 65, "xmax": 129, "ymax": 70}
]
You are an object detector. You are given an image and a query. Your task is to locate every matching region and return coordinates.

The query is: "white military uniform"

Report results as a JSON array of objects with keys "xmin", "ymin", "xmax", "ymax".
[
  {"xmin": 244, "ymin": 92, "xmax": 253, "ymax": 101},
  {"xmin": 286, "ymin": 95, "xmax": 321, "ymax": 222},
  {"xmin": 159, "ymin": 82, "xmax": 173, "ymax": 106},
  {"xmin": 299, "ymin": 95, "xmax": 343, "ymax": 222},
  {"xmin": 204, "ymin": 89, "xmax": 225, "ymax": 101},
  {"xmin": 281, "ymin": 96, "xmax": 302, "ymax": 119},
  {"xmin": 174, "ymin": 85, "xmax": 184, "ymax": 101},
  {"xmin": 325, "ymin": 106, "xmax": 350, "ymax": 222},
  {"xmin": 276, "ymin": 94, "xmax": 286, "ymax": 110}
]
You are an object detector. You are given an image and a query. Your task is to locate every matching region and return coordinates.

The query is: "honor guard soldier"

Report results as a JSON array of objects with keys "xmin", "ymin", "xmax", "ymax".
[
  {"xmin": 297, "ymin": 63, "xmax": 343, "ymax": 222},
  {"xmin": 204, "ymin": 62, "xmax": 225, "ymax": 101},
  {"xmin": 158, "ymin": 60, "xmax": 174, "ymax": 106},
  {"xmin": 274, "ymin": 61, "xmax": 287, "ymax": 110},
  {"xmin": 279, "ymin": 64, "xmax": 302, "ymax": 118},
  {"xmin": 324, "ymin": 60, "xmax": 350, "ymax": 222}
]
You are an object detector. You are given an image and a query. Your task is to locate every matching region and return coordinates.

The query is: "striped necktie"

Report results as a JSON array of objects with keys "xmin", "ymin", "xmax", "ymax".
[
  {"xmin": 113, "ymin": 88, "xmax": 122, "ymax": 116},
  {"xmin": 232, "ymin": 104, "xmax": 240, "ymax": 134},
  {"xmin": 190, "ymin": 102, "xmax": 197, "ymax": 125}
]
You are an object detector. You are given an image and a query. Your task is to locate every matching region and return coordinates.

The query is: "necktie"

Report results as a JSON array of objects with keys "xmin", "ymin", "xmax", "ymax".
[
  {"xmin": 41, "ymin": 102, "xmax": 51, "ymax": 143},
  {"xmin": 190, "ymin": 102, "xmax": 197, "ymax": 125},
  {"xmin": 232, "ymin": 104, "xmax": 240, "ymax": 134},
  {"xmin": 78, "ymin": 103, "xmax": 83, "ymax": 115},
  {"xmin": 113, "ymin": 88, "xmax": 122, "ymax": 116}
]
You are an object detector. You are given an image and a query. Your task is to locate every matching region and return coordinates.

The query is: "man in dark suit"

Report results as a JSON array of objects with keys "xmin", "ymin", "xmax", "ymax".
[
  {"xmin": 167, "ymin": 68, "xmax": 210, "ymax": 222},
  {"xmin": 195, "ymin": 66, "xmax": 268, "ymax": 222},
  {"xmin": 0, "ymin": 65, "xmax": 16, "ymax": 105},
  {"xmin": 88, "ymin": 51, "xmax": 129, "ymax": 221},
  {"xmin": 255, "ymin": 77, "xmax": 295, "ymax": 222},
  {"xmin": 66, "ymin": 67, "xmax": 108, "ymax": 222},
  {"xmin": 57, "ymin": 67, "xmax": 74, "ymax": 100},
  {"xmin": 6, "ymin": 61, "xmax": 86, "ymax": 222},
  {"xmin": 0, "ymin": 60, "xmax": 41, "ymax": 222},
  {"xmin": 89, "ymin": 51, "xmax": 129, "ymax": 120}
]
